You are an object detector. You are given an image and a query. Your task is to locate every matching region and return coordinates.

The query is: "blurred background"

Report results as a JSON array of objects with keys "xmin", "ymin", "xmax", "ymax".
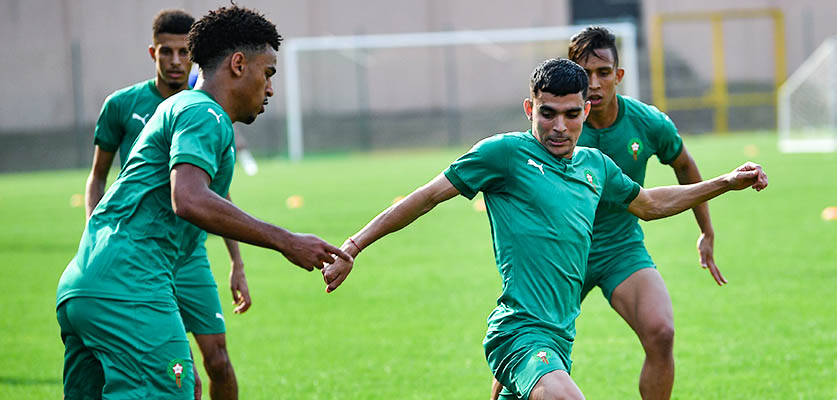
[{"xmin": 0, "ymin": 0, "xmax": 835, "ymax": 171}]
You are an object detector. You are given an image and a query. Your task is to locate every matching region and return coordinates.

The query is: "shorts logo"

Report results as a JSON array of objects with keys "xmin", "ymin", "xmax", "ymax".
[
  {"xmin": 167, "ymin": 358, "xmax": 187, "ymax": 388},
  {"xmin": 627, "ymin": 138, "xmax": 644, "ymax": 161},
  {"xmin": 534, "ymin": 350, "xmax": 550, "ymax": 364}
]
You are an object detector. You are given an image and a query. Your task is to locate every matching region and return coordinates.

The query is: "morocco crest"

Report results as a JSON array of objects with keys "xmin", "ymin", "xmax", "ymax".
[
  {"xmin": 167, "ymin": 358, "xmax": 187, "ymax": 388},
  {"xmin": 627, "ymin": 138, "xmax": 644, "ymax": 161}
]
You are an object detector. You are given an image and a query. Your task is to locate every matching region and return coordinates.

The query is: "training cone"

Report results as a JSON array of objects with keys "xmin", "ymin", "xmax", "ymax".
[
  {"xmin": 473, "ymin": 198, "xmax": 487, "ymax": 212},
  {"xmin": 286, "ymin": 195, "xmax": 304, "ymax": 209},
  {"xmin": 822, "ymin": 206, "xmax": 837, "ymax": 221}
]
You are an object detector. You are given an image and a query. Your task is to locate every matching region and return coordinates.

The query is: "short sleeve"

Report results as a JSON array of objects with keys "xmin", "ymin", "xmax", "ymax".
[
  {"xmin": 443, "ymin": 135, "xmax": 508, "ymax": 199},
  {"xmin": 653, "ymin": 112, "xmax": 683, "ymax": 165},
  {"xmin": 93, "ymin": 94, "xmax": 123, "ymax": 152},
  {"xmin": 169, "ymin": 104, "xmax": 230, "ymax": 180},
  {"xmin": 599, "ymin": 152, "xmax": 641, "ymax": 209}
]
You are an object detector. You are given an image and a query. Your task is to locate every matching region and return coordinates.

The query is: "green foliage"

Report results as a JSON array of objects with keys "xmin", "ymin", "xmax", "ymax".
[{"xmin": 0, "ymin": 133, "xmax": 834, "ymax": 399}]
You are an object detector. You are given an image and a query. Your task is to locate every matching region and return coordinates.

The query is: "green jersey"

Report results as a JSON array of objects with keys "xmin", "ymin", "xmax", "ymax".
[
  {"xmin": 93, "ymin": 79, "xmax": 165, "ymax": 166},
  {"xmin": 443, "ymin": 131, "xmax": 640, "ymax": 345},
  {"xmin": 57, "ymin": 90, "xmax": 236, "ymax": 306},
  {"xmin": 577, "ymin": 95, "xmax": 683, "ymax": 253}
]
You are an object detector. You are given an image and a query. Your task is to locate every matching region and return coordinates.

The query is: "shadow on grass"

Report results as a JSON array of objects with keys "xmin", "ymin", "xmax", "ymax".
[{"xmin": 0, "ymin": 376, "xmax": 61, "ymax": 386}]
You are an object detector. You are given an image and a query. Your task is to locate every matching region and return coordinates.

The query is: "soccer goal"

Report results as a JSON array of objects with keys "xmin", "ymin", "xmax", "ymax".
[
  {"xmin": 778, "ymin": 36, "xmax": 837, "ymax": 153},
  {"xmin": 283, "ymin": 23, "xmax": 639, "ymax": 162}
]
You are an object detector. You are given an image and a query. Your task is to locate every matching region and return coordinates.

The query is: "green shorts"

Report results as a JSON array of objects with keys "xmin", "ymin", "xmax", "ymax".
[
  {"xmin": 173, "ymin": 243, "xmax": 225, "ymax": 335},
  {"xmin": 485, "ymin": 329, "xmax": 572, "ymax": 400},
  {"xmin": 581, "ymin": 241, "xmax": 656, "ymax": 303},
  {"xmin": 57, "ymin": 297, "xmax": 195, "ymax": 399}
]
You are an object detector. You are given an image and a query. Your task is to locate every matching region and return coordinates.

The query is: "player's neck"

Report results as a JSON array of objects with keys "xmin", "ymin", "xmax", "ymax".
[
  {"xmin": 154, "ymin": 77, "xmax": 188, "ymax": 99},
  {"xmin": 195, "ymin": 79, "xmax": 238, "ymax": 123},
  {"xmin": 586, "ymin": 96, "xmax": 619, "ymax": 130}
]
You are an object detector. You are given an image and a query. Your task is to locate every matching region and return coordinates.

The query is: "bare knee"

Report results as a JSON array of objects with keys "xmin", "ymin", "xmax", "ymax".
[
  {"xmin": 641, "ymin": 319, "xmax": 674, "ymax": 355},
  {"xmin": 197, "ymin": 336, "xmax": 234, "ymax": 381},
  {"xmin": 529, "ymin": 371, "xmax": 585, "ymax": 400}
]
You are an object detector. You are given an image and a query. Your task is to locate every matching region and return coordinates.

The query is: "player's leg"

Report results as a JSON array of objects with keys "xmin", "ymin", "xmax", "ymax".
[
  {"xmin": 485, "ymin": 331, "xmax": 575, "ymax": 400},
  {"xmin": 61, "ymin": 297, "xmax": 195, "ymax": 399},
  {"xmin": 609, "ymin": 268, "xmax": 674, "ymax": 400},
  {"xmin": 175, "ymin": 246, "xmax": 237, "ymax": 400},
  {"xmin": 58, "ymin": 299, "xmax": 105, "ymax": 399},
  {"xmin": 528, "ymin": 370, "xmax": 584, "ymax": 400},
  {"xmin": 194, "ymin": 333, "xmax": 237, "ymax": 399}
]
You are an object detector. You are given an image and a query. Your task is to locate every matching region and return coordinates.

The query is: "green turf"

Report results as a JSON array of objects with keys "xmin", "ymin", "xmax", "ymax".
[{"xmin": 0, "ymin": 133, "xmax": 834, "ymax": 399}]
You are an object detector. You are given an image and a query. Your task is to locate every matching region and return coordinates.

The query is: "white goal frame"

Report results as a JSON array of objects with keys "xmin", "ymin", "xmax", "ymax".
[
  {"xmin": 778, "ymin": 36, "xmax": 837, "ymax": 153},
  {"xmin": 283, "ymin": 22, "xmax": 639, "ymax": 162}
]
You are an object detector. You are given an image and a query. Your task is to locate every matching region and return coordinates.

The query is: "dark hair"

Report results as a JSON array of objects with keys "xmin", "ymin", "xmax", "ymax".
[
  {"xmin": 529, "ymin": 58, "xmax": 588, "ymax": 98},
  {"xmin": 187, "ymin": 6, "xmax": 282, "ymax": 71},
  {"xmin": 152, "ymin": 9, "xmax": 194, "ymax": 40},
  {"xmin": 568, "ymin": 26, "xmax": 619, "ymax": 68}
]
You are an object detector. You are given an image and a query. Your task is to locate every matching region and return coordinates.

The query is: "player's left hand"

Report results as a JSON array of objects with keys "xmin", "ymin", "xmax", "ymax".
[
  {"xmin": 230, "ymin": 260, "xmax": 252, "ymax": 313},
  {"xmin": 323, "ymin": 243, "xmax": 355, "ymax": 293},
  {"xmin": 697, "ymin": 233, "xmax": 726, "ymax": 286},
  {"xmin": 726, "ymin": 162, "xmax": 768, "ymax": 191}
]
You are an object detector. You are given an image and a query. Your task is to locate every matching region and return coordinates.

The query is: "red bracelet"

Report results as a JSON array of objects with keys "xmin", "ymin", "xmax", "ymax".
[{"xmin": 348, "ymin": 238, "xmax": 362, "ymax": 253}]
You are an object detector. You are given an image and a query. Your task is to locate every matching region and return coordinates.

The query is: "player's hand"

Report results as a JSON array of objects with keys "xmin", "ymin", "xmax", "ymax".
[
  {"xmin": 230, "ymin": 260, "xmax": 252, "ymax": 314},
  {"xmin": 323, "ymin": 243, "xmax": 356, "ymax": 293},
  {"xmin": 726, "ymin": 162, "xmax": 768, "ymax": 191},
  {"xmin": 281, "ymin": 233, "xmax": 353, "ymax": 272},
  {"xmin": 697, "ymin": 233, "xmax": 727, "ymax": 286},
  {"xmin": 193, "ymin": 364, "xmax": 202, "ymax": 400}
]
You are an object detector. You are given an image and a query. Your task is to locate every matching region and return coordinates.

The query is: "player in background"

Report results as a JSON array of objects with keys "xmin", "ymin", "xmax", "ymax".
[
  {"xmin": 322, "ymin": 58, "xmax": 767, "ymax": 400},
  {"xmin": 59, "ymin": 6, "xmax": 351, "ymax": 399},
  {"xmin": 84, "ymin": 9, "xmax": 246, "ymax": 399}
]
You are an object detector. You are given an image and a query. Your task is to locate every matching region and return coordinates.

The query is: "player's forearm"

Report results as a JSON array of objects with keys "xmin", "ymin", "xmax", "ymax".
[
  {"xmin": 349, "ymin": 189, "xmax": 439, "ymax": 254},
  {"xmin": 633, "ymin": 175, "xmax": 729, "ymax": 221},
  {"xmin": 221, "ymin": 193, "xmax": 244, "ymax": 266},
  {"xmin": 673, "ymin": 161, "xmax": 715, "ymax": 236},
  {"xmin": 174, "ymin": 189, "xmax": 292, "ymax": 254},
  {"xmin": 84, "ymin": 174, "xmax": 106, "ymax": 220}
]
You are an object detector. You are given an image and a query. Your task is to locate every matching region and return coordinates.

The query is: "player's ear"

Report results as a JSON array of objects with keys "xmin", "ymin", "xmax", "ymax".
[
  {"xmin": 615, "ymin": 67, "xmax": 625, "ymax": 85},
  {"xmin": 148, "ymin": 45, "xmax": 157, "ymax": 61},
  {"xmin": 230, "ymin": 52, "xmax": 246, "ymax": 77},
  {"xmin": 583, "ymin": 101, "xmax": 592, "ymax": 120},
  {"xmin": 523, "ymin": 98, "xmax": 533, "ymax": 121}
]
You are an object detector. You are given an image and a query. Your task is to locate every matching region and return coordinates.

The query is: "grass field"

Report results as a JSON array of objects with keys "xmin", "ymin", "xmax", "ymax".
[{"xmin": 0, "ymin": 132, "xmax": 835, "ymax": 399}]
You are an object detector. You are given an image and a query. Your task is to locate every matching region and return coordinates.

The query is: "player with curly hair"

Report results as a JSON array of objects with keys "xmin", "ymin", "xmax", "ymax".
[{"xmin": 57, "ymin": 6, "xmax": 352, "ymax": 399}]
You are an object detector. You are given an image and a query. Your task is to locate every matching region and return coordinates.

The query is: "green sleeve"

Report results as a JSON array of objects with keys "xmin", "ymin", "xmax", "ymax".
[
  {"xmin": 168, "ymin": 104, "xmax": 230, "ymax": 180},
  {"xmin": 443, "ymin": 135, "xmax": 508, "ymax": 200},
  {"xmin": 600, "ymin": 152, "xmax": 641, "ymax": 209},
  {"xmin": 654, "ymin": 113, "xmax": 683, "ymax": 165},
  {"xmin": 93, "ymin": 94, "xmax": 124, "ymax": 152}
]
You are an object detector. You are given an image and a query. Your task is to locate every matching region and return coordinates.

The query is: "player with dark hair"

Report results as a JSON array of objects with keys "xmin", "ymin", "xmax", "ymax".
[
  {"xmin": 571, "ymin": 25, "xmax": 715, "ymax": 399},
  {"xmin": 322, "ymin": 57, "xmax": 767, "ymax": 400},
  {"xmin": 83, "ymin": 8, "xmax": 253, "ymax": 400},
  {"xmin": 58, "ymin": 6, "xmax": 351, "ymax": 399}
]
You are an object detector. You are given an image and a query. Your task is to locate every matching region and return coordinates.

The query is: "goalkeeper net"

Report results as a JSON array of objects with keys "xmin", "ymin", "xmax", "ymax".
[
  {"xmin": 778, "ymin": 36, "xmax": 837, "ymax": 153},
  {"xmin": 282, "ymin": 23, "xmax": 639, "ymax": 161}
]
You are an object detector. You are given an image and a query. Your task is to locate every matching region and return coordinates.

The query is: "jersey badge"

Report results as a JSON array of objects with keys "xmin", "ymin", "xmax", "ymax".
[
  {"xmin": 583, "ymin": 169, "xmax": 598, "ymax": 193},
  {"xmin": 527, "ymin": 159, "xmax": 544, "ymax": 175},
  {"xmin": 627, "ymin": 138, "xmax": 644, "ymax": 161}
]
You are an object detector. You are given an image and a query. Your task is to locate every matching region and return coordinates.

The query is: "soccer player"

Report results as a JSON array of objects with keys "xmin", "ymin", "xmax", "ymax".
[
  {"xmin": 84, "ymin": 9, "xmax": 245, "ymax": 399},
  {"xmin": 322, "ymin": 58, "xmax": 767, "ymax": 400},
  {"xmin": 489, "ymin": 25, "xmax": 722, "ymax": 400},
  {"xmin": 57, "ymin": 6, "xmax": 352, "ymax": 399}
]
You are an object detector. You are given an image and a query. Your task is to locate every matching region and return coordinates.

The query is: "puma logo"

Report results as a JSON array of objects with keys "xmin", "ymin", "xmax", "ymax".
[
  {"xmin": 527, "ymin": 159, "xmax": 544, "ymax": 175},
  {"xmin": 131, "ymin": 113, "xmax": 149, "ymax": 126},
  {"xmin": 207, "ymin": 108, "xmax": 222, "ymax": 123}
]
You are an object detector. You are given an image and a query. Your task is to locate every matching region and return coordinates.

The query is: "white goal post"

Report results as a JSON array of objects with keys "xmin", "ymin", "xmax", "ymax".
[
  {"xmin": 282, "ymin": 23, "xmax": 639, "ymax": 162},
  {"xmin": 778, "ymin": 36, "xmax": 837, "ymax": 153}
]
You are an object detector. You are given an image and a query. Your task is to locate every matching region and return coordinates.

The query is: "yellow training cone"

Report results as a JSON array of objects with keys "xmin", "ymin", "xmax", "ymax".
[
  {"xmin": 822, "ymin": 206, "xmax": 837, "ymax": 221},
  {"xmin": 286, "ymin": 195, "xmax": 304, "ymax": 209},
  {"xmin": 473, "ymin": 198, "xmax": 486, "ymax": 212},
  {"xmin": 392, "ymin": 196, "xmax": 405, "ymax": 205},
  {"xmin": 743, "ymin": 144, "xmax": 759, "ymax": 158},
  {"xmin": 70, "ymin": 194, "xmax": 83, "ymax": 208}
]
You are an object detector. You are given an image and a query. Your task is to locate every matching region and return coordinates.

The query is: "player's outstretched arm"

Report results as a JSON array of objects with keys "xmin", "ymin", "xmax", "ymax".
[
  {"xmin": 322, "ymin": 173, "xmax": 461, "ymax": 293},
  {"xmin": 222, "ymin": 193, "xmax": 251, "ymax": 313},
  {"xmin": 170, "ymin": 163, "xmax": 352, "ymax": 272},
  {"xmin": 669, "ymin": 147, "xmax": 726, "ymax": 285},
  {"xmin": 628, "ymin": 161, "xmax": 768, "ymax": 221},
  {"xmin": 84, "ymin": 147, "xmax": 116, "ymax": 220}
]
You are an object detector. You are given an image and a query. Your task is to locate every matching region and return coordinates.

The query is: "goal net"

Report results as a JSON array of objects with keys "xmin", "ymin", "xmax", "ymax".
[
  {"xmin": 282, "ymin": 23, "xmax": 639, "ymax": 161},
  {"xmin": 778, "ymin": 36, "xmax": 837, "ymax": 153}
]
